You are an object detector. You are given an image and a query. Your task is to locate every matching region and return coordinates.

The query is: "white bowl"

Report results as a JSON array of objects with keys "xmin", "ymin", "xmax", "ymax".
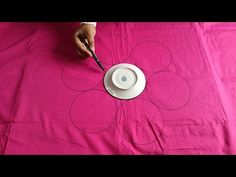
[{"xmin": 104, "ymin": 63, "xmax": 146, "ymax": 99}]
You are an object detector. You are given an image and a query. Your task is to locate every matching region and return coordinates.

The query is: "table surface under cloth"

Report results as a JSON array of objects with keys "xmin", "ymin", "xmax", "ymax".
[{"xmin": 0, "ymin": 22, "xmax": 236, "ymax": 154}]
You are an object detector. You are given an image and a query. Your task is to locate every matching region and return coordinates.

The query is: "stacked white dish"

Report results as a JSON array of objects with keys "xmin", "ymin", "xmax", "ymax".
[{"xmin": 104, "ymin": 63, "xmax": 146, "ymax": 99}]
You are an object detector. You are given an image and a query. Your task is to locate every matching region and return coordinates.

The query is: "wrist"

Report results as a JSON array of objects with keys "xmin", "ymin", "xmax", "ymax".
[{"xmin": 80, "ymin": 22, "xmax": 97, "ymax": 27}]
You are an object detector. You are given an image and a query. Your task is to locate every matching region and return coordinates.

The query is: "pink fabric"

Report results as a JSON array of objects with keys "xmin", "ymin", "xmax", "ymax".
[{"xmin": 0, "ymin": 22, "xmax": 236, "ymax": 154}]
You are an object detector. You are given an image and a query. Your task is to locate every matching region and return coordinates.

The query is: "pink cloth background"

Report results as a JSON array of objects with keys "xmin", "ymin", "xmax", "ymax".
[{"xmin": 0, "ymin": 22, "xmax": 236, "ymax": 154}]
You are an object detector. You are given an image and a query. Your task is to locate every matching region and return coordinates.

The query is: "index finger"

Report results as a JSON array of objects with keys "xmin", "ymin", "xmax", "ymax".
[{"xmin": 74, "ymin": 34, "xmax": 92, "ymax": 57}]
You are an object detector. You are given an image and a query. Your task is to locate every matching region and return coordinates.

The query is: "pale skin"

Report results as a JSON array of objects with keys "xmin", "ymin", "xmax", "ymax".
[{"xmin": 74, "ymin": 23, "xmax": 96, "ymax": 58}]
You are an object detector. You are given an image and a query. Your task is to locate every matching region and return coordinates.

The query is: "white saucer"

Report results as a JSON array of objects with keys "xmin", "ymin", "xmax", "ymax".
[{"xmin": 104, "ymin": 63, "xmax": 146, "ymax": 99}]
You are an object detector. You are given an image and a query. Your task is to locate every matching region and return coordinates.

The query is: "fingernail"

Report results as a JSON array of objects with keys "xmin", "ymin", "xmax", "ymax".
[{"xmin": 91, "ymin": 46, "xmax": 95, "ymax": 52}]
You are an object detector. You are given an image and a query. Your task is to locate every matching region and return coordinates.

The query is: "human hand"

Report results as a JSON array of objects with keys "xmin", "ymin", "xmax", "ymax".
[{"xmin": 74, "ymin": 23, "xmax": 96, "ymax": 58}]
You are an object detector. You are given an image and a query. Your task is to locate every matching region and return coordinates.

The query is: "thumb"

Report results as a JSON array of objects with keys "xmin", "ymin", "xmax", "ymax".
[{"xmin": 87, "ymin": 34, "xmax": 95, "ymax": 52}]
